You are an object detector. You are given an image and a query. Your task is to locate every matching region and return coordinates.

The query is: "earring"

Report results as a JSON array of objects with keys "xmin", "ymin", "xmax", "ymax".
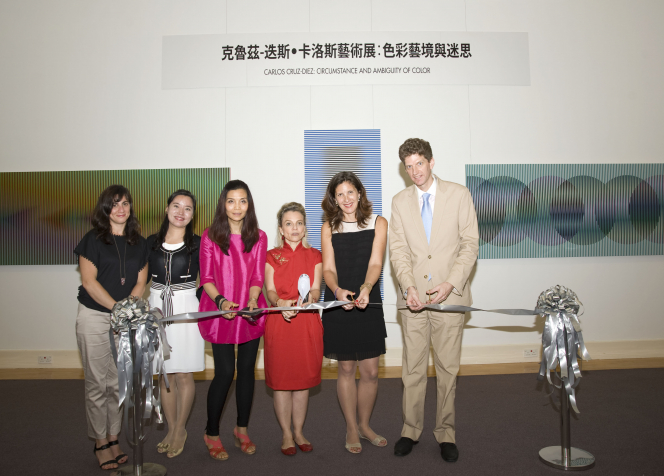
[{"xmin": 335, "ymin": 202, "xmax": 339, "ymax": 207}]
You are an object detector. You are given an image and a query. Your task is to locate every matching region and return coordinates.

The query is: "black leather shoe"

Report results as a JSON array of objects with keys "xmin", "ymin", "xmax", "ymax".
[
  {"xmin": 394, "ymin": 437, "xmax": 418, "ymax": 456},
  {"xmin": 440, "ymin": 442, "xmax": 459, "ymax": 462}
]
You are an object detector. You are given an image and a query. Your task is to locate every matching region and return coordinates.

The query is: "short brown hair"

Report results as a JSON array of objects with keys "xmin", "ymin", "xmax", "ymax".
[
  {"xmin": 321, "ymin": 172, "xmax": 373, "ymax": 233},
  {"xmin": 398, "ymin": 138, "xmax": 433, "ymax": 163}
]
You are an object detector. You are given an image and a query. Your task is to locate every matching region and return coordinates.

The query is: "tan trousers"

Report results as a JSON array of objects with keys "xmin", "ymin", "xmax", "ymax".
[
  {"xmin": 75, "ymin": 303, "xmax": 122, "ymax": 439},
  {"xmin": 400, "ymin": 310, "xmax": 464, "ymax": 444}
]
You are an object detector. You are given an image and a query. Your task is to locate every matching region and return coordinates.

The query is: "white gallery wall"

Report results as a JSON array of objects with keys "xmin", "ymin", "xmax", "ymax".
[{"xmin": 1, "ymin": 0, "xmax": 663, "ymax": 367}]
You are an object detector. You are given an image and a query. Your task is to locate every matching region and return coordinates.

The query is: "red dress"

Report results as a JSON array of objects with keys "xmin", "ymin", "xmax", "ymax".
[{"xmin": 264, "ymin": 242, "xmax": 323, "ymax": 390}]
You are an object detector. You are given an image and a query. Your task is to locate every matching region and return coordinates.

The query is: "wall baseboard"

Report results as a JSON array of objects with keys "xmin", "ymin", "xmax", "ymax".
[{"xmin": 2, "ymin": 340, "xmax": 662, "ymax": 369}]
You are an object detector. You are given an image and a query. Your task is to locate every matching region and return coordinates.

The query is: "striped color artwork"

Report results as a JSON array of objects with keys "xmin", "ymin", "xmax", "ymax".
[
  {"xmin": 0, "ymin": 168, "xmax": 229, "ymax": 265},
  {"xmin": 304, "ymin": 130, "xmax": 384, "ymax": 298},
  {"xmin": 466, "ymin": 164, "xmax": 664, "ymax": 259}
]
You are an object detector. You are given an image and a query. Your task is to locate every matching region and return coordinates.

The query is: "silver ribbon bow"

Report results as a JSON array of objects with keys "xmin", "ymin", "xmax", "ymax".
[
  {"xmin": 536, "ymin": 285, "xmax": 591, "ymax": 413},
  {"xmin": 109, "ymin": 296, "xmax": 171, "ymax": 445}
]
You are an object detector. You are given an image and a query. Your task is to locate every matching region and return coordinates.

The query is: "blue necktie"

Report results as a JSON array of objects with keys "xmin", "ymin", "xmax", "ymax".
[{"xmin": 421, "ymin": 192, "xmax": 432, "ymax": 244}]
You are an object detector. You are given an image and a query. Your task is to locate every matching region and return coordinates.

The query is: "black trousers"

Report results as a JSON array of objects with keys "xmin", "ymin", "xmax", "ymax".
[{"xmin": 205, "ymin": 337, "xmax": 260, "ymax": 436}]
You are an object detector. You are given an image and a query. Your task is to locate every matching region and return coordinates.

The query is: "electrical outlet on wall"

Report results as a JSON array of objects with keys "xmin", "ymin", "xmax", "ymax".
[
  {"xmin": 523, "ymin": 348, "xmax": 538, "ymax": 359},
  {"xmin": 38, "ymin": 355, "xmax": 52, "ymax": 364}
]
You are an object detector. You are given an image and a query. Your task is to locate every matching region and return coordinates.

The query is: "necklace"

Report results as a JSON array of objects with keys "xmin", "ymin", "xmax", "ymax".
[{"xmin": 112, "ymin": 235, "xmax": 127, "ymax": 285}]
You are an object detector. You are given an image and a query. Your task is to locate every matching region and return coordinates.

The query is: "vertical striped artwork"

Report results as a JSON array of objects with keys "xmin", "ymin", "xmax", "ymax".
[
  {"xmin": 0, "ymin": 168, "xmax": 229, "ymax": 265},
  {"xmin": 466, "ymin": 164, "xmax": 663, "ymax": 259},
  {"xmin": 304, "ymin": 130, "xmax": 383, "ymax": 298}
]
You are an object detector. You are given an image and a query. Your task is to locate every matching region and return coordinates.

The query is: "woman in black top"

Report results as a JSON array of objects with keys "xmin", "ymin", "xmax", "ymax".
[
  {"xmin": 147, "ymin": 190, "xmax": 203, "ymax": 458},
  {"xmin": 321, "ymin": 172, "xmax": 388, "ymax": 454},
  {"xmin": 74, "ymin": 185, "xmax": 148, "ymax": 471}
]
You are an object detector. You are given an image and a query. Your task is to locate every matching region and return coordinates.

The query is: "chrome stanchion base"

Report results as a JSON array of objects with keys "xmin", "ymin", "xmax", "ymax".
[
  {"xmin": 112, "ymin": 463, "xmax": 167, "ymax": 476},
  {"xmin": 539, "ymin": 446, "xmax": 595, "ymax": 471}
]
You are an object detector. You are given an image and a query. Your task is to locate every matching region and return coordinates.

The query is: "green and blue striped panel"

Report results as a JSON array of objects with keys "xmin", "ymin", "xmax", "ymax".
[
  {"xmin": 466, "ymin": 164, "xmax": 663, "ymax": 259},
  {"xmin": 0, "ymin": 168, "xmax": 229, "ymax": 265}
]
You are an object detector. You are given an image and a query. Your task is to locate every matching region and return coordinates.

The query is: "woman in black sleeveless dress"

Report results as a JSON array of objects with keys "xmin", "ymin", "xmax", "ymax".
[{"xmin": 321, "ymin": 171, "xmax": 388, "ymax": 454}]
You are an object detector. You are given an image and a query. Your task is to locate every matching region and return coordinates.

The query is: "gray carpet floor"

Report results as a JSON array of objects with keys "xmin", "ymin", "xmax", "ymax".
[{"xmin": 2, "ymin": 368, "xmax": 662, "ymax": 475}]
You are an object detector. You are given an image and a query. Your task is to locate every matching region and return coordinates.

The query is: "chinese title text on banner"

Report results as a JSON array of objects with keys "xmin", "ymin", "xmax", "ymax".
[{"xmin": 162, "ymin": 32, "xmax": 530, "ymax": 88}]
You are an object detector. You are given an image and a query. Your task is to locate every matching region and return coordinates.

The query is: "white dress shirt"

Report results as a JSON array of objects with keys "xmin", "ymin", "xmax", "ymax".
[{"xmin": 417, "ymin": 177, "xmax": 437, "ymax": 214}]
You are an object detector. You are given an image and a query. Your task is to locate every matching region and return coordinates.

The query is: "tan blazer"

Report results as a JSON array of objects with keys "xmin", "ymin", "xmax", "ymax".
[{"xmin": 389, "ymin": 175, "xmax": 479, "ymax": 312}]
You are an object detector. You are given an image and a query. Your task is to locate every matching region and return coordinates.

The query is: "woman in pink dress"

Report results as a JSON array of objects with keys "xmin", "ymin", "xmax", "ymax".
[{"xmin": 198, "ymin": 180, "xmax": 268, "ymax": 461}]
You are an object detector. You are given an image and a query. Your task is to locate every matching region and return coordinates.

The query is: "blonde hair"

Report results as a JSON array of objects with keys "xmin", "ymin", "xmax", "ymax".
[{"xmin": 276, "ymin": 202, "xmax": 310, "ymax": 248}]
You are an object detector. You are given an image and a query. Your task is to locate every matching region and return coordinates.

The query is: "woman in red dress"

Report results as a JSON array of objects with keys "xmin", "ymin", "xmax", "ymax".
[{"xmin": 264, "ymin": 202, "xmax": 323, "ymax": 456}]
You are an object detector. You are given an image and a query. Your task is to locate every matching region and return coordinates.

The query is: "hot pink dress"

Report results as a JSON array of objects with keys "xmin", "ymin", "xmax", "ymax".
[{"xmin": 198, "ymin": 229, "xmax": 268, "ymax": 344}]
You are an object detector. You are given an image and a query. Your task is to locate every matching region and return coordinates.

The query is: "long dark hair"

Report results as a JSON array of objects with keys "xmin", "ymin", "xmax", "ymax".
[
  {"xmin": 152, "ymin": 189, "xmax": 198, "ymax": 255},
  {"xmin": 322, "ymin": 172, "xmax": 373, "ymax": 233},
  {"xmin": 208, "ymin": 180, "xmax": 259, "ymax": 255},
  {"xmin": 91, "ymin": 184, "xmax": 142, "ymax": 245}
]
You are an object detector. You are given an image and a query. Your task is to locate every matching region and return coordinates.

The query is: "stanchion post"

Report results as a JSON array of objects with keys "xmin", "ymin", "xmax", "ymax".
[
  {"xmin": 559, "ymin": 326, "xmax": 572, "ymax": 467},
  {"xmin": 114, "ymin": 328, "xmax": 166, "ymax": 476},
  {"xmin": 538, "ymin": 326, "xmax": 595, "ymax": 471},
  {"xmin": 132, "ymin": 330, "xmax": 143, "ymax": 476}
]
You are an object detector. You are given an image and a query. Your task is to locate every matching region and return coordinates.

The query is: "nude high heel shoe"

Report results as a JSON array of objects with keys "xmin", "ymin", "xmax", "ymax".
[
  {"xmin": 359, "ymin": 429, "xmax": 388, "ymax": 447},
  {"xmin": 167, "ymin": 430, "xmax": 187, "ymax": 458},
  {"xmin": 345, "ymin": 433, "xmax": 362, "ymax": 454}
]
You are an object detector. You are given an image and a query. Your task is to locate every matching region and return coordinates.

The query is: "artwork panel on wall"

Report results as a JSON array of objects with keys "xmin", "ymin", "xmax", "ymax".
[
  {"xmin": 304, "ymin": 129, "xmax": 383, "ymax": 298},
  {"xmin": 0, "ymin": 168, "xmax": 229, "ymax": 265},
  {"xmin": 466, "ymin": 164, "xmax": 663, "ymax": 259}
]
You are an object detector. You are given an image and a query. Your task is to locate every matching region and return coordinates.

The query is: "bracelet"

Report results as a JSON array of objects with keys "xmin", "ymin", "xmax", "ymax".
[
  {"xmin": 359, "ymin": 282, "xmax": 373, "ymax": 293},
  {"xmin": 334, "ymin": 288, "xmax": 339, "ymax": 300},
  {"xmin": 214, "ymin": 294, "xmax": 227, "ymax": 310}
]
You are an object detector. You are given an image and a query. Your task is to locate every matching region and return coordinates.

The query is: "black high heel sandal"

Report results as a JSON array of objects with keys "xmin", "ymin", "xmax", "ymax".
[
  {"xmin": 93, "ymin": 442, "xmax": 118, "ymax": 470},
  {"xmin": 108, "ymin": 439, "xmax": 128, "ymax": 464}
]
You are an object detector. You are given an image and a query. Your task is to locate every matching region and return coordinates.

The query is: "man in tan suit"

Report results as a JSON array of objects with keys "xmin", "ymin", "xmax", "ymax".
[{"xmin": 389, "ymin": 138, "xmax": 479, "ymax": 462}]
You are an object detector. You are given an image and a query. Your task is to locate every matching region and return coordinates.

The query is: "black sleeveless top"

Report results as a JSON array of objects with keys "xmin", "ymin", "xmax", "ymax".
[{"xmin": 322, "ymin": 215, "xmax": 387, "ymax": 361}]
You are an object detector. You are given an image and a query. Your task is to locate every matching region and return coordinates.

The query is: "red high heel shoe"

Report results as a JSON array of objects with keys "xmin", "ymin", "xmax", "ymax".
[
  {"xmin": 233, "ymin": 428, "xmax": 256, "ymax": 455},
  {"xmin": 203, "ymin": 434, "xmax": 229, "ymax": 460},
  {"xmin": 281, "ymin": 445, "xmax": 297, "ymax": 456},
  {"xmin": 297, "ymin": 442, "xmax": 313, "ymax": 452}
]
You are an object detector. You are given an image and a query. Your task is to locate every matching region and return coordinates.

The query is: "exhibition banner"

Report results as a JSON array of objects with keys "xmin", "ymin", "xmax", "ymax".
[{"xmin": 162, "ymin": 32, "xmax": 530, "ymax": 88}]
